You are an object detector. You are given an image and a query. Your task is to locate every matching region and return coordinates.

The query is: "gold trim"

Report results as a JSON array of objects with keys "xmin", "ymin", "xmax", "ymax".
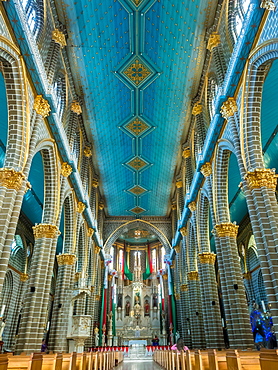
[
  {"xmin": 200, "ymin": 162, "xmax": 212, "ymax": 177},
  {"xmin": 243, "ymin": 271, "xmax": 252, "ymax": 280},
  {"xmin": 207, "ymin": 33, "xmax": 220, "ymax": 51},
  {"xmin": 20, "ymin": 273, "xmax": 29, "ymax": 282},
  {"xmin": 214, "ymin": 223, "xmax": 238, "ymax": 238},
  {"xmin": 52, "ymin": 29, "xmax": 67, "ymax": 48},
  {"xmin": 75, "ymin": 272, "xmax": 81, "ymax": 281},
  {"xmin": 179, "ymin": 227, "xmax": 187, "ymax": 237},
  {"xmin": 260, "ymin": 0, "xmax": 276, "ymax": 10},
  {"xmin": 77, "ymin": 202, "xmax": 86, "ymax": 213},
  {"xmin": 174, "ymin": 245, "xmax": 181, "ymax": 253},
  {"xmin": 198, "ymin": 252, "xmax": 216, "ymax": 265},
  {"xmin": 188, "ymin": 201, "xmax": 196, "ymax": 212},
  {"xmin": 192, "ymin": 103, "xmax": 202, "ymax": 116},
  {"xmin": 0, "ymin": 168, "xmax": 25, "ymax": 190},
  {"xmin": 33, "ymin": 95, "xmax": 51, "ymax": 118},
  {"xmin": 87, "ymin": 228, "xmax": 94, "ymax": 237},
  {"xmin": 57, "ymin": 254, "xmax": 76, "ymax": 266},
  {"xmin": 176, "ymin": 180, "xmax": 183, "ymax": 189},
  {"xmin": 92, "ymin": 178, "xmax": 99, "ymax": 188},
  {"xmin": 180, "ymin": 284, "xmax": 188, "ymax": 292},
  {"xmin": 98, "ymin": 202, "xmax": 104, "ymax": 210},
  {"xmin": 182, "ymin": 148, "xmax": 191, "ymax": 158},
  {"xmin": 71, "ymin": 100, "xmax": 82, "ymax": 115},
  {"xmin": 33, "ymin": 224, "xmax": 60, "ymax": 239},
  {"xmin": 84, "ymin": 146, "xmax": 92, "ymax": 158},
  {"xmin": 94, "ymin": 246, "xmax": 101, "ymax": 254},
  {"xmin": 188, "ymin": 271, "xmax": 199, "ymax": 281},
  {"xmin": 220, "ymin": 97, "xmax": 237, "ymax": 119},
  {"xmin": 245, "ymin": 168, "xmax": 277, "ymax": 190},
  {"xmin": 175, "ymin": 293, "xmax": 180, "ymax": 300},
  {"xmin": 61, "ymin": 162, "xmax": 72, "ymax": 177}
]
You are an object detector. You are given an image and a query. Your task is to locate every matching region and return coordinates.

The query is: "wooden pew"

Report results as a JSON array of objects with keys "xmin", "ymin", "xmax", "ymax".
[
  {"xmin": 0, "ymin": 355, "xmax": 8, "ymax": 370},
  {"xmin": 62, "ymin": 353, "xmax": 76, "ymax": 370},
  {"xmin": 226, "ymin": 350, "xmax": 260, "ymax": 370},
  {"xmin": 260, "ymin": 349, "xmax": 278, "ymax": 370},
  {"xmin": 42, "ymin": 353, "xmax": 62, "ymax": 370},
  {"xmin": 6, "ymin": 353, "xmax": 31, "ymax": 370},
  {"xmin": 208, "ymin": 349, "xmax": 227, "ymax": 370},
  {"xmin": 194, "ymin": 350, "xmax": 209, "ymax": 370}
]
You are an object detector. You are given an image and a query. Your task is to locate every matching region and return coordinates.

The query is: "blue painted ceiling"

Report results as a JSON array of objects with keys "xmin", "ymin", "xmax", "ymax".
[{"xmin": 63, "ymin": 0, "xmax": 211, "ymax": 216}]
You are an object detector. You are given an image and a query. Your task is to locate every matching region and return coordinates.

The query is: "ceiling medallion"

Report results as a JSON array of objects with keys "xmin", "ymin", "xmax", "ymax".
[
  {"xmin": 129, "ymin": 185, "xmax": 146, "ymax": 195},
  {"xmin": 125, "ymin": 118, "xmax": 149, "ymax": 136},
  {"xmin": 123, "ymin": 59, "xmax": 152, "ymax": 86},
  {"xmin": 132, "ymin": 0, "xmax": 143, "ymax": 6},
  {"xmin": 127, "ymin": 157, "xmax": 148, "ymax": 171},
  {"xmin": 128, "ymin": 229, "xmax": 150, "ymax": 239},
  {"xmin": 130, "ymin": 206, "xmax": 145, "ymax": 214}
]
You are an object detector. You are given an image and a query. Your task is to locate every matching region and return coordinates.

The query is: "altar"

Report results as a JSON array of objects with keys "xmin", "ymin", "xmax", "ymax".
[{"xmin": 128, "ymin": 339, "xmax": 147, "ymax": 346}]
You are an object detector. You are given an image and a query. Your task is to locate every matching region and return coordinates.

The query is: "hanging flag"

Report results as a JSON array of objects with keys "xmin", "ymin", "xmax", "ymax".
[
  {"xmin": 124, "ymin": 243, "xmax": 133, "ymax": 280},
  {"xmin": 143, "ymin": 243, "xmax": 151, "ymax": 280}
]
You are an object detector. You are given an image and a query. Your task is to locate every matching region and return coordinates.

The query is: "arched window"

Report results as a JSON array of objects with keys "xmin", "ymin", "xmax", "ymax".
[{"xmin": 21, "ymin": 0, "xmax": 43, "ymax": 38}]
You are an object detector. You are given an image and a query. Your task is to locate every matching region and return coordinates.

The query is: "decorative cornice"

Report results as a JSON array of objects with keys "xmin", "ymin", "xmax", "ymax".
[
  {"xmin": 214, "ymin": 222, "xmax": 238, "ymax": 238},
  {"xmin": 61, "ymin": 162, "xmax": 72, "ymax": 177},
  {"xmin": 92, "ymin": 178, "xmax": 99, "ymax": 188},
  {"xmin": 180, "ymin": 284, "xmax": 188, "ymax": 292},
  {"xmin": 57, "ymin": 254, "xmax": 76, "ymax": 266},
  {"xmin": 245, "ymin": 168, "xmax": 277, "ymax": 191},
  {"xmin": 260, "ymin": 0, "xmax": 276, "ymax": 10},
  {"xmin": 207, "ymin": 32, "xmax": 220, "ymax": 51},
  {"xmin": 200, "ymin": 162, "xmax": 212, "ymax": 177},
  {"xmin": 0, "ymin": 168, "xmax": 25, "ymax": 190},
  {"xmin": 220, "ymin": 97, "xmax": 238, "ymax": 119},
  {"xmin": 176, "ymin": 180, "xmax": 183, "ymax": 189},
  {"xmin": 179, "ymin": 227, "xmax": 187, "ymax": 237},
  {"xmin": 71, "ymin": 100, "xmax": 82, "ymax": 115},
  {"xmin": 182, "ymin": 148, "xmax": 191, "ymax": 159},
  {"xmin": 20, "ymin": 273, "xmax": 29, "ymax": 282},
  {"xmin": 198, "ymin": 252, "xmax": 216, "ymax": 265},
  {"xmin": 188, "ymin": 201, "xmax": 196, "ymax": 212},
  {"xmin": 33, "ymin": 95, "xmax": 51, "ymax": 118},
  {"xmin": 192, "ymin": 103, "xmax": 202, "ymax": 116},
  {"xmin": 84, "ymin": 146, "xmax": 92, "ymax": 158},
  {"xmin": 33, "ymin": 224, "xmax": 60, "ymax": 239},
  {"xmin": 77, "ymin": 201, "xmax": 86, "ymax": 213},
  {"xmin": 87, "ymin": 228, "xmax": 94, "ymax": 237},
  {"xmin": 243, "ymin": 271, "xmax": 252, "ymax": 280},
  {"xmin": 94, "ymin": 246, "xmax": 101, "ymax": 254},
  {"xmin": 52, "ymin": 28, "xmax": 67, "ymax": 48},
  {"xmin": 188, "ymin": 271, "xmax": 199, "ymax": 281}
]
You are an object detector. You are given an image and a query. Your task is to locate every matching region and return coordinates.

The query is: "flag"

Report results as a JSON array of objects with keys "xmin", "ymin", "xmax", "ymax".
[
  {"xmin": 143, "ymin": 243, "xmax": 151, "ymax": 280},
  {"xmin": 124, "ymin": 244, "xmax": 133, "ymax": 280}
]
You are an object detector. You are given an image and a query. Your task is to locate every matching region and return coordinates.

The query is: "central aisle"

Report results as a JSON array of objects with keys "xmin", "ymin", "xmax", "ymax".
[{"xmin": 116, "ymin": 360, "xmax": 162, "ymax": 369}]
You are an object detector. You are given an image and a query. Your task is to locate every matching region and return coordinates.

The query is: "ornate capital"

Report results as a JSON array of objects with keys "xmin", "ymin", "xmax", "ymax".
[
  {"xmin": 188, "ymin": 201, "xmax": 196, "ymax": 212},
  {"xmin": 87, "ymin": 228, "xmax": 94, "ymax": 237},
  {"xmin": 188, "ymin": 271, "xmax": 199, "ymax": 281},
  {"xmin": 192, "ymin": 103, "xmax": 202, "ymax": 116},
  {"xmin": 77, "ymin": 201, "xmax": 86, "ymax": 213},
  {"xmin": 207, "ymin": 32, "xmax": 220, "ymax": 51},
  {"xmin": 0, "ymin": 168, "xmax": 25, "ymax": 190},
  {"xmin": 198, "ymin": 252, "xmax": 216, "ymax": 265},
  {"xmin": 33, "ymin": 224, "xmax": 60, "ymax": 239},
  {"xmin": 20, "ymin": 273, "xmax": 29, "ymax": 282},
  {"xmin": 84, "ymin": 146, "xmax": 92, "ymax": 158},
  {"xmin": 174, "ymin": 245, "xmax": 181, "ymax": 253},
  {"xmin": 57, "ymin": 254, "xmax": 76, "ymax": 266},
  {"xmin": 94, "ymin": 246, "xmax": 101, "ymax": 254},
  {"xmin": 245, "ymin": 168, "xmax": 277, "ymax": 191},
  {"xmin": 182, "ymin": 148, "xmax": 191, "ymax": 159},
  {"xmin": 179, "ymin": 227, "xmax": 187, "ymax": 237},
  {"xmin": 260, "ymin": 0, "xmax": 276, "ymax": 10},
  {"xmin": 92, "ymin": 178, "xmax": 99, "ymax": 188},
  {"xmin": 34, "ymin": 95, "xmax": 51, "ymax": 118},
  {"xmin": 176, "ymin": 180, "xmax": 183, "ymax": 189},
  {"xmin": 180, "ymin": 284, "xmax": 188, "ymax": 292},
  {"xmin": 214, "ymin": 222, "xmax": 238, "ymax": 238},
  {"xmin": 71, "ymin": 100, "xmax": 82, "ymax": 115},
  {"xmin": 61, "ymin": 162, "xmax": 72, "ymax": 177},
  {"xmin": 220, "ymin": 97, "xmax": 237, "ymax": 119},
  {"xmin": 200, "ymin": 162, "xmax": 212, "ymax": 177},
  {"xmin": 52, "ymin": 28, "xmax": 67, "ymax": 47},
  {"xmin": 243, "ymin": 271, "xmax": 252, "ymax": 280}
]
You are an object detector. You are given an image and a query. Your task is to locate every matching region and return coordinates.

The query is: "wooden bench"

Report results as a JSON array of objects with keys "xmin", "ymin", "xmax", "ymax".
[
  {"xmin": 42, "ymin": 353, "xmax": 62, "ymax": 370},
  {"xmin": 260, "ymin": 349, "xmax": 278, "ymax": 370},
  {"xmin": 62, "ymin": 353, "xmax": 76, "ymax": 370},
  {"xmin": 226, "ymin": 350, "xmax": 260, "ymax": 370},
  {"xmin": 208, "ymin": 349, "xmax": 227, "ymax": 370}
]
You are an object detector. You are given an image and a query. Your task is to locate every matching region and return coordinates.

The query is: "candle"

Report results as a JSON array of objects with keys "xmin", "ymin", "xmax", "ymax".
[
  {"xmin": 261, "ymin": 300, "xmax": 266, "ymax": 312},
  {"xmin": 46, "ymin": 321, "xmax": 50, "ymax": 331}
]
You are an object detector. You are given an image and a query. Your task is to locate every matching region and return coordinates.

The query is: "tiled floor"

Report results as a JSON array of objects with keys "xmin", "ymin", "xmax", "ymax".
[{"xmin": 116, "ymin": 360, "xmax": 162, "ymax": 369}]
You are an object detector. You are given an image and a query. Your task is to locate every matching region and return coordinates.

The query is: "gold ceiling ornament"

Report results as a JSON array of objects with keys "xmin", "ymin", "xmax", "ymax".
[
  {"xmin": 126, "ymin": 118, "xmax": 149, "ymax": 136},
  {"xmin": 92, "ymin": 178, "xmax": 99, "ymax": 188},
  {"xmin": 83, "ymin": 146, "xmax": 92, "ymax": 158},
  {"xmin": 25, "ymin": 181, "xmax": 32, "ymax": 194},
  {"xmin": 198, "ymin": 252, "xmax": 216, "ymax": 265},
  {"xmin": 175, "ymin": 293, "xmax": 181, "ymax": 300},
  {"xmin": 132, "ymin": 0, "xmax": 143, "ymax": 6},
  {"xmin": 214, "ymin": 222, "xmax": 238, "ymax": 238},
  {"xmin": 130, "ymin": 206, "xmax": 145, "ymax": 214},
  {"xmin": 33, "ymin": 95, "xmax": 51, "ymax": 118},
  {"xmin": 192, "ymin": 103, "xmax": 202, "ymax": 116},
  {"xmin": 52, "ymin": 28, "xmax": 67, "ymax": 48},
  {"xmin": 220, "ymin": 97, "xmax": 238, "ymax": 119},
  {"xmin": 0, "ymin": 168, "xmax": 25, "ymax": 191},
  {"xmin": 61, "ymin": 162, "xmax": 72, "ymax": 177},
  {"xmin": 94, "ymin": 246, "xmax": 101, "ymax": 254},
  {"xmin": 260, "ymin": 0, "xmax": 276, "ymax": 10},
  {"xmin": 174, "ymin": 245, "xmax": 181, "ymax": 253},
  {"xmin": 98, "ymin": 202, "xmax": 104, "ymax": 210},
  {"xmin": 95, "ymin": 294, "xmax": 100, "ymax": 301},
  {"xmin": 243, "ymin": 271, "xmax": 252, "ymax": 280},
  {"xmin": 180, "ymin": 284, "xmax": 188, "ymax": 292},
  {"xmin": 207, "ymin": 32, "xmax": 221, "ymax": 51},
  {"xmin": 176, "ymin": 180, "xmax": 183, "ymax": 189},
  {"xmin": 77, "ymin": 201, "xmax": 86, "ymax": 213},
  {"xmin": 179, "ymin": 227, "xmax": 187, "ymax": 237},
  {"xmin": 182, "ymin": 148, "xmax": 191, "ymax": 159},
  {"xmin": 71, "ymin": 100, "xmax": 82, "ymax": 115},
  {"xmin": 171, "ymin": 203, "xmax": 177, "ymax": 211},
  {"xmin": 20, "ymin": 273, "xmax": 29, "ymax": 282},
  {"xmin": 244, "ymin": 168, "xmax": 277, "ymax": 191},
  {"xmin": 87, "ymin": 228, "xmax": 94, "ymax": 237},
  {"xmin": 127, "ymin": 229, "xmax": 150, "ymax": 239},
  {"xmin": 200, "ymin": 162, "xmax": 212, "ymax": 177},
  {"xmin": 123, "ymin": 59, "xmax": 152, "ymax": 86},
  {"xmin": 127, "ymin": 157, "xmax": 148, "ymax": 171},
  {"xmin": 129, "ymin": 185, "xmax": 146, "ymax": 195},
  {"xmin": 188, "ymin": 271, "xmax": 199, "ymax": 281},
  {"xmin": 74, "ymin": 272, "xmax": 81, "ymax": 281},
  {"xmin": 188, "ymin": 201, "xmax": 197, "ymax": 212},
  {"xmin": 33, "ymin": 224, "xmax": 60, "ymax": 239},
  {"xmin": 57, "ymin": 254, "xmax": 76, "ymax": 266}
]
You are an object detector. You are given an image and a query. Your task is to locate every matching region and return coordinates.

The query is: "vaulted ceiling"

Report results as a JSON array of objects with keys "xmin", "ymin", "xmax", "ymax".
[{"xmin": 62, "ymin": 0, "xmax": 215, "ymax": 216}]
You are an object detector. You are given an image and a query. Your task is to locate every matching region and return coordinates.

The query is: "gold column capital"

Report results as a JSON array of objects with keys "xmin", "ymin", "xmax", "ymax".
[
  {"xmin": 87, "ymin": 228, "xmax": 94, "ymax": 237},
  {"xmin": 33, "ymin": 224, "xmax": 60, "ymax": 239},
  {"xmin": 179, "ymin": 227, "xmax": 187, "ymax": 237},
  {"xmin": 57, "ymin": 254, "xmax": 76, "ymax": 266},
  {"xmin": 207, "ymin": 32, "xmax": 220, "ymax": 51},
  {"xmin": 188, "ymin": 201, "xmax": 196, "ymax": 212},
  {"xmin": 192, "ymin": 103, "xmax": 202, "ymax": 116},
  {"xmin": 84, "ymin": 146, "xmax": 92, "ymax": 158},
  {"xmin": 260, "ymin": 0, "xmax": 276, "ymax": 11},
  {"xmin": 198, "ymin": 252, "xmax": 216, "ymax": 265},
  {"xmin": 200, "ymin": 162, "xmax": 212, "ymax": 177},
  {"xmin": 220, "ymin": 97, "xmax": 238, "ymax": 119},
  {"xmin": 34, "ymin": 95, "xmax": 51, "ymax": 118},
  {"xmin": 61, "ymin": 162, "xmax": 72, "ymax": 177},
  {"xmin": 243, "ymin": 271, "xmax": 252, "ymax": 280},
  {"xmin": 176, "ymin": 180, "xmax": 183, "ymax": 189},
  {"xmin": 180, "ymin": 284, "xmax": 188, "ymax": 292},
  {"xmin": 182, "ymin": 147, "xmax": 191, "ymax": 158},
  {"xmin": 188, "ymin": 271, "xmax": 199, "ymax": 281},
  {"xmin": 126, "ymin": 247, "xmax": 131, "ymax": 253},
  {"xmin": 20, "ymin": 273, "xmax": 29, "ymax": 282},
  {"xmin": 214, "ymin": 222, "xmax": 238, "ymax": 238},
  {"xmin": 52, "ymin": 28, "xmax": 67, "ymax": 47},
  {"xmin": 245, "ymin": 168, "xmax": 277, "ymax": 191},
  {"xmin": 71, "ymin": 100, "xmax": 82, "ymax": 115},
  {"xmin": 77, "ymin": 201, "xmax": 86, "ymax": 213},
  {"xmin": 171, "ymin": 203, "xmax": 177, "ymax": 211},
  {"xmin": 0, "ymin": 168, "xmax": 25, "ymax": 190},
  {"xmin": 92, "ymin": 178, "xmax": 99, "ymax": 188},
  {"xmin": 94, "ymin": 246, "xmax": 101, "ymax": 254}
]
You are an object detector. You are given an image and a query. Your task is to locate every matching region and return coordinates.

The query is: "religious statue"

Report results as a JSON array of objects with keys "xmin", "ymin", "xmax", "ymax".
[
  {"xmin": 153, "ymin": 295, "xmax": 158, "ymax": 308},
  {"xmin": 117, "ymin": 293, "xmax": 122, "ymax": 308},
  {"xmin": 94, "ymin": 327, "xmax": 99, "ymax": 347},
  {"xmin": 134, "ymin": 292, "xmax": 140, "ymax": 306},
  {"xmin": 125, "ymin": 301, "xmax": 130, "ymax": 316},
  {"xmin": 0, "ymin": 318, "xmax": 6, "ymax": 341},
  {"xmin": 144, "ymin": 299, "xmax": 150, "ymax": 316}
]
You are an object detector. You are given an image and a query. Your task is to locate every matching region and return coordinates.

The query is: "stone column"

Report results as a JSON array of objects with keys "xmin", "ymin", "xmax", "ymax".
[
  {"xmin": 16, "ymin": 224, "xmax": 60, "ymax": 353},
  {"xmin": 46, "ymin": 29, "xmax": 67, "ymax": 85}
]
